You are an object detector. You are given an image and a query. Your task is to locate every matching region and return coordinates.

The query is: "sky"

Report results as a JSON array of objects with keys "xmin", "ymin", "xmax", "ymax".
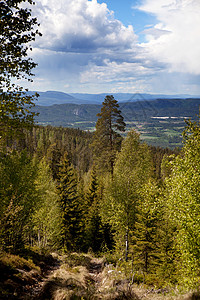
[{"xmin": 23, "ymin": 0, "xmax": 200, "ymax": 95}]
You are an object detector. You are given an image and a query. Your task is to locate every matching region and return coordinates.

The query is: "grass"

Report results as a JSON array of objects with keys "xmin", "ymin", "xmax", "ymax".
[
  {"xmin": 38, "ymin": 253, "xmax": 96, "ymax": 299},
  {"xmin": 0, "ymin": 252, "xmax": 39, "ymax": 271},
  {"xmin": 0, "ymin": 251, "xmax": 41, "ymax": 299},
  {"xmin": 40, "ymin": 253, "xmax": 140, "ymax": 299},
  {"xmin": 1, "ymin": 250, "xmax": 200, "ymax": 299}
]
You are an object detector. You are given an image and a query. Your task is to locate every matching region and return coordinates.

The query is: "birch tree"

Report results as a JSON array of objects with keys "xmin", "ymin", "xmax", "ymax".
[{"xmin": 102, "ymin": 130, "xmax": 153, "ymax": 260}]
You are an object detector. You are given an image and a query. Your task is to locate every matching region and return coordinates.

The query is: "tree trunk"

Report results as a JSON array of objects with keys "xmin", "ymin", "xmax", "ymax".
[{"xmin": 125, "ymin": 228, "xmax": 129, "ymax": 261}]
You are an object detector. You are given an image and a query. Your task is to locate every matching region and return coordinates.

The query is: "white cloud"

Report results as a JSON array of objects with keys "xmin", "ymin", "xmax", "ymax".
[
  {"xmin": 34, "ymin": 0, "xmax": 137, "ymax": 52},
  {"xmin": 80, "ymin": 59, "xmax": 155, "ymax": 84},
  {"xmin": 139, "ymin": 0, "xmax": 200, "ymax": 75},
  {"xmin": 22, "ymin": 0, "xmax": 200, "ymax": 94}
]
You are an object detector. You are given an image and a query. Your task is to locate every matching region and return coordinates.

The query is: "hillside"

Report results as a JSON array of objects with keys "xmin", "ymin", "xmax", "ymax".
[{"xmin": 33, "ymin": 98, "xmax": 200, "ymax": 148}]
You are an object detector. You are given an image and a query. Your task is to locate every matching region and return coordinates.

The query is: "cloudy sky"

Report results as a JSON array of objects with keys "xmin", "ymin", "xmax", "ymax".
[{"xmin": 25, "ymin": 0, "xmax": 200, "ymax": 95}]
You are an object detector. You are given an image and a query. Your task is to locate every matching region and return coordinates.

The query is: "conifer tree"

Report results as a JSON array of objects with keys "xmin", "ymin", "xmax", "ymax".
[
  {"xmin": 57, "ymin": 153, "xmax": 82, "ymax": 251},
  {"xmin": 84, "ymin": 168, "xmax": 104, "ymax": 252},
  {"xmin": 132, "ymin": 180, "xmax": 161, "ymax": 274},
  {"xmin": 91, "ymin": 95, "xmax": 126, "ymax": 176}
]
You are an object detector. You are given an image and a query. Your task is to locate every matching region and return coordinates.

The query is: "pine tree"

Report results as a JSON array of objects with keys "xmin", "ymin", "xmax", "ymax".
[
  {"xmin": 57, "ymin": 153, "xmax": 82, "ymax": 251},
  {"xmin": 91, "ymin": 95, "xmax": 126, "ymax": 176}
]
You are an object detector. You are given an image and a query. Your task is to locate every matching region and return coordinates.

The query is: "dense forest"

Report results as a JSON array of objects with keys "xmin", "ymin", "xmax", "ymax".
[
  {"xmin": 1, "ymin": 94, "xmax": 200, "ymax": 297},
  {"xmin": 33, "ymin": 98, "xmax": 200, "ymax": 149},
  {"xmin": 1, "ymin": 1, "xmax": 200, "ymax": 299}
]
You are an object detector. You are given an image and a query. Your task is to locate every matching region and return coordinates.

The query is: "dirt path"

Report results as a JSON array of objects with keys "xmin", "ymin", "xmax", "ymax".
[
  {"xmin": 1, "ymin": 252, "xmax": 197, "ymax": 300},
  {"xmin": 18, "ymin": 253, "xmax": 195, "ymax": 300},
  {"xmin": 20, "ymin": 254, "xmax": 140, "ymax": 299},
  {"xmin": 20, "ymin": 255, "xmax": 61, "ymax": 300}
]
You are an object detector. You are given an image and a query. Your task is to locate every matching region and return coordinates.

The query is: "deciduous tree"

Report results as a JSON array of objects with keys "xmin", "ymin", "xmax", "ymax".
[
  {"xmin": 102, "ymin": 130, "xmax": 153, "ymax": 260},
  {"xmin": 0, "ymin": 150, "xmax": 38, "ymax": 252},
  {"xmin": 32, "ymin": 158, "xmax": 62, "ymax": 250},
  {"xmin": 164, "ymin": 116, "xmax": 200, "ymax": 287},
  {"xmin": 0, "ymin": 0, "xmax": 41, "ymax": 139}
]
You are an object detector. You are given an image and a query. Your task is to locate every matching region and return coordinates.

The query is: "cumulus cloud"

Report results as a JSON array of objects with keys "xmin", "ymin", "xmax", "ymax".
[
  {"xmin": 139, "ymin": 0, "xmax": 200, "ymax": 75},
  {"xmin": 28, "ymin": 0, "xmax": 148, "ymax": 92},
  {"xmin": 33, "ymin": 0, "xmax": 137, "ymax": 52},
  {"xmin": 23, "ymin": 0, "xmax": 200, "ymax": 94}
]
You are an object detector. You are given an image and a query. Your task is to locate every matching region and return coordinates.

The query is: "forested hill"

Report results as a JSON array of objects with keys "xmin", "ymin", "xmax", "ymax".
[
  {"xmin": 34, "ymin": 98, "xmax": 200, "ymax": 126},
  {"xmin": 33, "ymin": 98, "xmax": 200, "ymax": 148}
]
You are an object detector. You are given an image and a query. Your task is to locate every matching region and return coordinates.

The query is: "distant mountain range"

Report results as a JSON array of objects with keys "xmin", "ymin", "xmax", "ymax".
[{"xmin": 30, "ymin": 90, "xmax": 200, "ymax": 106}]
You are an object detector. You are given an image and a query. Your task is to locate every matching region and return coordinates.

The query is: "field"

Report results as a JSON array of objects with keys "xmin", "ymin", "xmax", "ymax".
[{"xmin": 39, "ymin": 117, "xmax": 185, "ymax": 148}]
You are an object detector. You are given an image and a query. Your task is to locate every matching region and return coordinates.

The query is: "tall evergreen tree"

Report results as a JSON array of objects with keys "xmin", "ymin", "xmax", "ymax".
[
  {"xmin": 91, "ymin": 95, "xmax": 126, "ymax": 176},
  {"xmin": 84, "ymin": 167, "xmax": 104, "ymax": 253},
  {"xmin": 133, "ymin": 180, "xmax": 161, "ymax": 274},
  {"xmin": 57, "ymin": 153, "xmax": 82, "ymax": 251}
]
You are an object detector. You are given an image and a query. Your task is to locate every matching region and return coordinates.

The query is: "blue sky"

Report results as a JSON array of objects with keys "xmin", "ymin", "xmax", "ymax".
[
  {"xmin": 24, "ymin": 0, "xmax": 200, "ymax": 95},
  {"xmin": 98, "ymin": 0, "xmax": 157, "ymax": 41}
]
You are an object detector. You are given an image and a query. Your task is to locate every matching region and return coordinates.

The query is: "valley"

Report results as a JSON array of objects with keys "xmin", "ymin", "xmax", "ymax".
[{"xmin": 33, "ymin": 98, "xmax": 200, "ymax": 148}]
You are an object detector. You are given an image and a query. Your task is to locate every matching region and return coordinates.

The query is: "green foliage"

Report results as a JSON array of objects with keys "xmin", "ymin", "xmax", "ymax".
[
  {"xmin": 83, "ymin": 167, "xmax": 114, "ymax": 253},
  {"xmin": 2, "ymin": 100, "xmax": 200, "ymax": 294},
  {"xmin": 26, "ymin": 125, "xmax": 93, "ymax": 176},
  {"xmin": 150, "ymin": 146, "xmax": 179, "ymax": 180},
  {"xmin": 0, "ymin": 199, "xmax": 23, "ymax": 253},
  {"xmin": 0, "ymin": 151, "xmax": 38, "ymax": 252},
  {"xmin": 32, "ymin": 158, "xmax": 62, "ymax": 250},
  {"xmin": 163, "ymin": 117, "xmax": 200, "ymax": 287},
  {"xmin": 91, "ymin": 95, "xmax": 126, "ymax": 175},
  {"xmin": 57, "ymin": 153, "xmax": 82, "ymax": 251},
  {"xmin": 102, "ymin": 130, "xmax": 153, "ymax": 260},
  {"xmin": 0, "ymin": 0, "xmax": 41, "ymax": 139},
  {"xmin": 84, "ymin": 168, "xmax": 103, "ymax": 252},
  {"xmin": 132, "ymin": 180, "xmax": 162, "ymax": 274},
  {"xmin": 0, "ymin": 125, "xmax": 94, "ymax": 253}
]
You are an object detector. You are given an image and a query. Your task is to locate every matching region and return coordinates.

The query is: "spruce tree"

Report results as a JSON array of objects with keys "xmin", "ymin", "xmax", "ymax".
[
  {"xmin": 132, "ymin": 180, "xmax": 161, "ymax": 274},
  {"xmin": 84, "ymin": 168, "xmax": 104, "ymax": 252},
  {"xmin": 91, "ymin": 95, "xmax": 126, "ymax": 176},
  {"xmin": 57, "ymin": 153, "xmax": 82, "ymax": 251}
]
